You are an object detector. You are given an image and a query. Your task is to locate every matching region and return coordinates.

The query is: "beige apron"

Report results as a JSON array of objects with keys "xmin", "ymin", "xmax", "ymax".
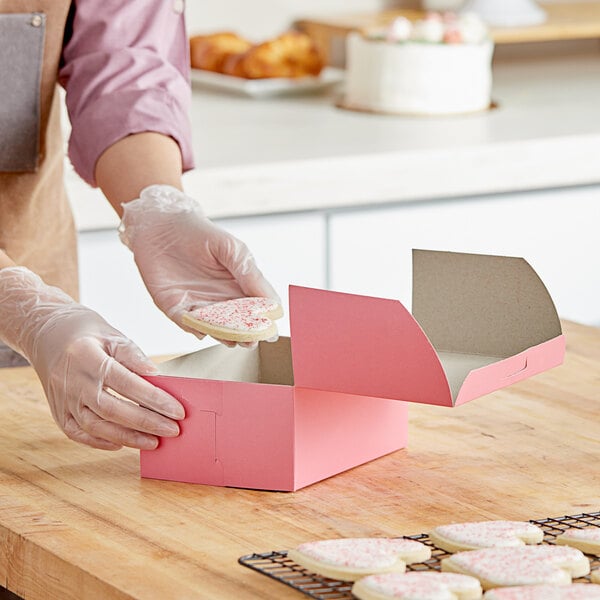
[
  {"xmin": 0, "ymin": 0, "xmax": 76, "ymax": 367},
  {"xmin": 0, "ymin": 0, "xmax": 78, "ymax": 299}
]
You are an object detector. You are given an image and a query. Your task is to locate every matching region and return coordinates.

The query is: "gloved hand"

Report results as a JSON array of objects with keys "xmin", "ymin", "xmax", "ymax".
[
  {"xmin": 0, "ymin": 267, "xmax": 185, "ymax": 450},
  {"xmin": 118, "ymin": 185, "xmax": 279, "ymax": 345}
]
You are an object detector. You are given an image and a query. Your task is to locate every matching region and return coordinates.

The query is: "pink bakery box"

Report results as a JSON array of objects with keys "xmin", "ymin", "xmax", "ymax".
[{"xmin": 140, "ymin": 249, "xmax": 565, "ymax": 491}]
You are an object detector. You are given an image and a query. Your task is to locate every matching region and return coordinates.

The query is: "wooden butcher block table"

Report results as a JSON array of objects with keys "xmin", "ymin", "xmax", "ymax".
[{"xmin": 0, "ymin": 320, "xmax": 599, "ymax": 599}]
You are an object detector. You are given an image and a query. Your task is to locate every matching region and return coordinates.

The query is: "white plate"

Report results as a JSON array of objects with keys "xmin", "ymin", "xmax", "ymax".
[{"xmin": 190, "ymin": 67, "xmax": 344, "ymax": 98}]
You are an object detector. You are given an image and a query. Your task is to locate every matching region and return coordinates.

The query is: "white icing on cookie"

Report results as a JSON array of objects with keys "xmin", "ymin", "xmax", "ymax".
[
  {"xmin": 294, "ymin": 538, "xmax": 428, "ymax": 570},
  {"xmin": 559, "ymin": 528, "xmax": 600, "ymax": 542},
  {"xmin": 442, "ymin": 546, "xmax": 589, "ymax": 587},
  {"xmin": 556, "ymin": 527, "xmax": 600, "ymax": 556},
  {"xmin": 189, "ymin": 297, "xmax": 281, "ymax": 332},
  {"xmin": 483, "ymin": 584, "xmax": 600, "ymax": 599},
  {"xmin": 353, "ymin": 571, "xmax": 482, "ymax": 600},
  {"xmin": 432, "ymin": 521, "xmax": 542, "ymax": 549}
]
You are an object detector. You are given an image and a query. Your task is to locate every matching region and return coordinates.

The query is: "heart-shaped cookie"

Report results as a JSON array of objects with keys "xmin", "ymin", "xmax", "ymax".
[
  {"xmin": 429, "ymin": 521, "xmax": 543, "ymax": 552},
  {"xmin": 483, "ymin": 584, "xmax": 600, "ymax": 599},
  {"xmin": 287, "ymin": 538, "xmax": 431, "ymax": 582},
  {"xmin": 182, "ymin": 297, "xmax": 283, "ymax": 342},
  {"xmin": 441, "ymin": 545, "xmax": 590, "ymax": 590},
  {"xmin": 556, "ymin": 528, "xmax": 600, "ymax": 556},
  {"xmin": 592, "ymin": 569, "xmax": 600, "ymax": 584},
  {"xmin": 352, "ymin": 571, "xmax": 482, "ymax": 600}
]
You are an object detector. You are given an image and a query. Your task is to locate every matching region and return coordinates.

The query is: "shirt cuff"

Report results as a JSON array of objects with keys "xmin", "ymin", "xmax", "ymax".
[{"xmin": 67, "ymin": 87, "xmax": 194, "ymax": 187}]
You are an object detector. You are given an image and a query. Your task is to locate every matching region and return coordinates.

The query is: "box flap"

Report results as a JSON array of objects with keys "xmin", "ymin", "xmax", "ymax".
[
  {"xmin": 289, "ymin": 285, "xmax": 453, "ymax": 406},
  {"xmin": 454, "ymin": 334, "xmax": 566, "ymax": 406},
  {"xmin": 412, "ymin": 249, "xmax": 563, "ymax": 358}
]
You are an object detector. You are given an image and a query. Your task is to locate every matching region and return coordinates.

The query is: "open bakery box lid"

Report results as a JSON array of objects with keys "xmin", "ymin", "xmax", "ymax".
[{"xmin": 290, "ymin": 249, "xmax": 565, "ymax": 407}]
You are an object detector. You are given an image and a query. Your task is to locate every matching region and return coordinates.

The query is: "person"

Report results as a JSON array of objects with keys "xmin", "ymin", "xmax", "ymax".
[{"xmin": 0, "ymin": 1, "xmax": 277, "ymax": 452}]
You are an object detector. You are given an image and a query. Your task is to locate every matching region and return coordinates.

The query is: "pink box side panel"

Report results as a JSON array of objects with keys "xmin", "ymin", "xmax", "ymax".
[
  {"xmin": 289, "ymin": 286, "xmax": 453, "ymax": 406},
  {"xmin": 219, "ymin": 382, "xmax": 295, "ymax": 491},
  {"xmin": 140, "ymin": 377, "xmax": 225, "ymax": 485},
  {"xmin": 292, "ymin": 387, "xmax": 408, "ymax": 490},
  {"xmin": 455, "ymin": 335, "xmax": 566, "ymax": 406}
]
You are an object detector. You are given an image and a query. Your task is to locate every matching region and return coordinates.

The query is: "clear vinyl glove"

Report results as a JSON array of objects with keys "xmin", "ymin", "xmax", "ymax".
[
  {"xmin": 118, "ymin": 185, "xmax": 280, "ymax": 346},
  {"xmin": 0, "ymin": 267, "xmax": 185, "ymax": 450}
]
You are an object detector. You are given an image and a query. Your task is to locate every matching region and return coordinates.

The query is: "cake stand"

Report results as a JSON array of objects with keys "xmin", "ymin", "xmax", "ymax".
[{"xmin": 461, "ymin": 0, "xmax": 547, "ymax": 27}]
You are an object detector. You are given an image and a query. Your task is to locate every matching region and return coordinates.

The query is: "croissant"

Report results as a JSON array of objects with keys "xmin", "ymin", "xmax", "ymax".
[
  {"xmin": 190, "ymin": 32, "xmax": 252, "ymax": 73},
  {"xmin": 229, "ymin": 32, "xmax": 324, "ymax": 79},
  {"xmin": 192, "ymin": 30, "xmax": 324, "ymax": 79}
]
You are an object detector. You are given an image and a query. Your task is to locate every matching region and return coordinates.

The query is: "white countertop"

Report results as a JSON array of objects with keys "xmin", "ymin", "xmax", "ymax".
[{"xmin": 68, "ymin": 51, "xmax": 600, "ymax": 231}]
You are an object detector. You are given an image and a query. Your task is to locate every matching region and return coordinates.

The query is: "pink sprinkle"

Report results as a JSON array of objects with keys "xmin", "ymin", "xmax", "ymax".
[
  {"xmin": 190, "ymin": 297, "xmax": 279, "ymax": 332},
  {"xmin": 484, "ymin": 583, "xmax": 600, "ymax": 600},
  {"xmin": 433, "ymin": 521, "xmax": 541, "ymax": 548},
  {"xmin": 560, "ymin": 528, "xmax": 600, "ymax": 542},
  {"xmin": 296, "ymin": 538, "xmax": 426, "ymax": 570},
  {"xmin": 359, "ymin": 571, "xmax": 481, "ymax": 599},
  {"xmin": 446, "ymin": 546, "xmax": 586, "ymax": 586}
]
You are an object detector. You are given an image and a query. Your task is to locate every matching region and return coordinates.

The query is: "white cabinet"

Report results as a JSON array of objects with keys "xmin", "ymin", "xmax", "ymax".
[
  {"xmin": 330, "ymin": 187, "xmax": 600, "ymax": 326},
  {"xmin": 78, "ymin": 213, "xmax": 326, "ymax": 356},
  {"xmin": 78, "ymin": 185, "xmax": 600, "ymax": 359}
]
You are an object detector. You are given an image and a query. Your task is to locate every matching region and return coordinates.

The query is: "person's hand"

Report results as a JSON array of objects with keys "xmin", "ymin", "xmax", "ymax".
[
  {"xmin": 118, "ymin": 185, "xmax": 280, "ymax": 345},
  {"xmin": 0, "ymin": 267, "xmax": 185, "ymax": 450}
]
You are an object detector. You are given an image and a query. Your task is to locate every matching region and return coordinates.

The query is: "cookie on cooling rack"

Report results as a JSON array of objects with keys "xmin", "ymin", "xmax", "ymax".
[
  {"xmin": 287, "ymin": 538, "xmax": 431, "ymax": 582},
  {"xmin": 441, "ymin": 545, "xmax": 590, "ymax": 590},
  {"xmin": 483, "ymin": 583, "xmax": 600, "ymax": 599},
  {"xmin": 429, "ymin": 521, "xmax": 543, "ymax": 553},
  {"xmin": 352, "ymin": 571, "xmax": 483, "ymax": 600},
  {"xmin": 556, "ymin": 528, "xmax": 600, "ymax": 556}
]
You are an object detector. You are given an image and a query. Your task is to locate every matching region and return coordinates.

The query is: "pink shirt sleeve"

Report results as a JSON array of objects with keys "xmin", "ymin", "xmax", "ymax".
[{"xmin": 59, "ymin": 0, "xmax": 194, "ymax": 186}]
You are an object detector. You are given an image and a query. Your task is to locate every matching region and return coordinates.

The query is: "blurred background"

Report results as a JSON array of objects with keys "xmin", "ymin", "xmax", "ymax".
[
  {"xmin": 185, "ymin": 1, "xmax": 415, "ymax": 39},
  {"xmin": 67, "ymin": 0, "xmax": 600, "ymax": 356},
  {"xmin": 185, "ymin": 0, "xmax": 587, "ymax": 37}
]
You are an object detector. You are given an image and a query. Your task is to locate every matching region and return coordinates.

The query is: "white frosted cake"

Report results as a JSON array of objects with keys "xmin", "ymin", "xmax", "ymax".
[{"xmin": 344, "ymin": 13, "xmax": 494, "ymax": 116}]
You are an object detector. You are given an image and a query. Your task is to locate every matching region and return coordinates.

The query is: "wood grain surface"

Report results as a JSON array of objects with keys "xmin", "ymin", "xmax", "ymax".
[{"xmin": 0, "ymin": 320, "xmax": 598, "ymax": 599}]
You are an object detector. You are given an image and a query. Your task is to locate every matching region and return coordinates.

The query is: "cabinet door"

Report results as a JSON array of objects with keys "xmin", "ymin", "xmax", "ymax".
[
  {"xmin": 78, "ymin": 213, "xmax": 325, "ymax": 356},
  {"xmin": 330, "ymin": 187, "xmax": 600, "ymax": 325},
  {"xmin": 78, "ymin": 229, "xmax": 198, "ymax": 357}
]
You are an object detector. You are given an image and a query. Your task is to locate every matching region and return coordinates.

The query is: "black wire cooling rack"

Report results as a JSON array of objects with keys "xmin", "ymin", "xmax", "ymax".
[{"xmin": 238, "ymin": 511, "xmax": 600, "ymax": 599}]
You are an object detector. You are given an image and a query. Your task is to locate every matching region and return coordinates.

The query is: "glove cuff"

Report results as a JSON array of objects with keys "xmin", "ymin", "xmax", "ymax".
[
  {"xmin": 0, "ymin": 267, "xmax": 76, "ymax": 358},
  {"xmin": 118, "ymin": 185, "xmax": 204, "ymax": 249}
]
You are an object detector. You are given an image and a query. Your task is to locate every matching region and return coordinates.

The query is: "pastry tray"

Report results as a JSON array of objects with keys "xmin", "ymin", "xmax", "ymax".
[
  {"xmin": 190, "ymin": 67, "xmax": 344, "ymax": 98},
  {"xmin": 238, "ymin": 511, "xmax": 600, "ymax": 599}
]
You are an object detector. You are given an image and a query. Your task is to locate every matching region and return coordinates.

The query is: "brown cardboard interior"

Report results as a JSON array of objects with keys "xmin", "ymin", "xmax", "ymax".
[
  {"xmin": 156, "ymin": 334, "xmax": 495, "ymax": 403},
  {"xmin": 258, "ymin": 337, "xmax": 295, "ymax": 385},
  {"xmin": 437, "ymin": 351, "xmax": 498, "ymax": 400},
  {"xmin": 157, "ymin": 337, "xmax": 295, "ymax": 386},
  {"xmin": 157, "ymin": 249, "xmax": 561, "ymax": 404},
  {"xmin": 412, "ymin": 249, "xmax": 563, "ymax": 359}
]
